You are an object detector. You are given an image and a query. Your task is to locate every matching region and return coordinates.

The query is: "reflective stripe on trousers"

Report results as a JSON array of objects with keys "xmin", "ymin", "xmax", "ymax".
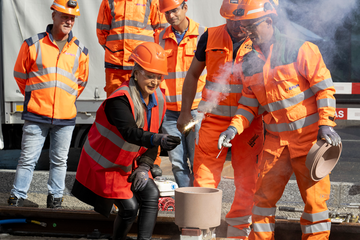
[{"xmin": 250, "ymin": 146, "xmax": 331, "ymax": 240}]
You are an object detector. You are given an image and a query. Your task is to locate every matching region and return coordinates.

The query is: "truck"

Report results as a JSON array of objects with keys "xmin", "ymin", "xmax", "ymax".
[
  {"xmin": 0, "ymin": 0, "xmax": 225, "ymax": 169},
  {"xmin": 0, "ymin": 0, "xmax": 359, "ymax": 170}
]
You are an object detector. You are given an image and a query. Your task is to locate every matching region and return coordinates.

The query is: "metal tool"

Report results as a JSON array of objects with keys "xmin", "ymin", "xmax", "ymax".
[
  {"xmin": 216, "ymin": 146, "xmax": 224, "ymax": 158},
  {"xmin": 278, "ymin": 206, "xmax": 303, "ymax": 212}
]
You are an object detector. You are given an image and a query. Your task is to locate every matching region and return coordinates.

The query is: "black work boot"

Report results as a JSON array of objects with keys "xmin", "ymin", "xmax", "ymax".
[
  {"xmin": 47, "ymin": 194, "xmax": 63, "ymax": 208},
  {"xmin": 151, "ymin": 164, "xmax": 162, "ymax": 178},
  {"xmin": 8, "ymin": 195, "xmax": 24, "ymax": 207}
]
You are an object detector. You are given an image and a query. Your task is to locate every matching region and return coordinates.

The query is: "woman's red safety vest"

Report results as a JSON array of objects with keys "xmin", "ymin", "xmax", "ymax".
[{"xmin": 75, "ymin": 82, "xmax": 165, "ymax": 199}]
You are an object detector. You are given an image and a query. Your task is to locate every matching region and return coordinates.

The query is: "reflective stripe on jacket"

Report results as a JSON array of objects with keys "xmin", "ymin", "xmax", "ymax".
[
  {"xmin": 156, "ymin": 17, "xmax": 206, "ymax": 111},
  {"xmin": 231, "ymin": 27, "xmax": 336, "ymax": 158},
  {"xmin": 97, "ymin": 0, "xmax": 167, "ymax": 70},
  {"xmin": 75, "ymin": 82, "xmax": 166, "ymax": 199},
  {"xmin": 198, "ymin": 24, "xmax": 253, "ymax": 118},
  {"xmin": 13, "ymin": 24, "xmax": 89, "ymax": 126}
]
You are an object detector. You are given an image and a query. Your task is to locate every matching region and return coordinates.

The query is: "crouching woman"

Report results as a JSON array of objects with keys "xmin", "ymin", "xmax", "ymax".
[{"xmin": 71, "ymin": 42, "xmax": 180, "ymax": 240}]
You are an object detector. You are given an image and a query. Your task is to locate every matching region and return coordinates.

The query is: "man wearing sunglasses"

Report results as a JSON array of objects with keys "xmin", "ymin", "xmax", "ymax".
[
  {"xmin": 221, "ymin": 0, "xmax": 341, "ymax": 239},
  {"xmin": 155, "ymin": 0, "xmax": 206, "ymax": 188},
  {"xmin": 177, "ymin": 0, "xmax": 264, "ymax": 238}
]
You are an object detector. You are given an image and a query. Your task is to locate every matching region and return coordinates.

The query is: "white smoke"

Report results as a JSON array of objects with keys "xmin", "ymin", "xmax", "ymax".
[
  {"xmin": 198, "ymin": 61, "xmax": 234, "ymax": 114},
  {"xmin": 278, "ymin": 0, "xmax": 358, "ymax": 81}
]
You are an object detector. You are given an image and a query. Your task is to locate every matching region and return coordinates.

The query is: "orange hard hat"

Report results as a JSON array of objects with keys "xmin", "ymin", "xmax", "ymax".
[
  {"xmin": 159, "ymin": 0, "xmax": 187, "ymax": 13},
  {"xmin": 234, "ymin": 0, "xmax": 278, "ymax": 20},
  {"xmin": 220, "ymin": 0, "xmax": 241, "ymax": 20},
  {"xmin": 51, "ymin": 0, "xmax": 80, "ymax": 16},
  {"xmin": 129, "ymin": 42, "xmax": 168, "ymax": 75}
]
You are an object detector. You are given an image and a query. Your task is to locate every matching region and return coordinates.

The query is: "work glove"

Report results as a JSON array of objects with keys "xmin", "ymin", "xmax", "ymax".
[
  {"xmin": 218, "ymin": 126, "xmax": 237, "ymax": 150},
  {"xmin": 317, "ymin": 125, "xmax": 341, "ymax": 146},
  {"xmin": 128, "ymin": 163, "xmax": 150, "ymax": 192},
  {"xmin": 151, "ymin": 164, "xmax": 163, "ymax": 178},
  {"xmin": 152, "ymin": 134, "xmax": 181, "ymax": 151}
]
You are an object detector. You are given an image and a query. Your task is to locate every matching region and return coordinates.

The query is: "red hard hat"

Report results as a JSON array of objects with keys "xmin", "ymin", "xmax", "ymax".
[
  {"xmin": 51, "ymin": 0, "xmax": 80, "ymax": 16},
  {"xmin": 234, "ymin": 0, "xmax": 278, "ymax": 20},
  {"xmin": 129, "ymin": 42, "xmax": 168, "ymax": 75},
  {"xmin": 159, "ymin": 0, "xmax": 187, "ymax": 13},
  {"xmin": 220, "ymin": 0, "xmax": 241, "ymax": 20}
]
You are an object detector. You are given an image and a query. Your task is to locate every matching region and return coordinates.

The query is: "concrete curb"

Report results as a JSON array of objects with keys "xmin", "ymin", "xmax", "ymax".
[{"xmin": 1, "ymin": 170, "xmax": 360, "ymax": 208}]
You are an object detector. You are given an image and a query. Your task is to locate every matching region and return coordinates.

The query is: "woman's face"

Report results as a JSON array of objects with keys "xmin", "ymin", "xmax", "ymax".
[{"xmin": 134, "ymin": 69, "xmax": 163, "ymax": 99}]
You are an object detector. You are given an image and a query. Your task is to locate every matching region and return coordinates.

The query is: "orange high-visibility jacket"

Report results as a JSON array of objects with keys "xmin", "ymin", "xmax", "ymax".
[
  {"xmin": 231, "ymin": 27, "xmax": 336, "ymax": 158},
  {"xmin": 97, "ymin": 0, "xmax": 167, "ymax": 70},
  {"xmin": 13, "ymin": 25, "xmax": 89, "ymax": 126},
  {"xmin": 156, "ymin": 18, "xmax": 206, "ymax": 111},
  {"xmin": 198, "ymin": 24, "xmax": 253, "ymax": 118},
  {"xmin": 75, "ymin": 82, "xmax": 166, "ymax": 199}
]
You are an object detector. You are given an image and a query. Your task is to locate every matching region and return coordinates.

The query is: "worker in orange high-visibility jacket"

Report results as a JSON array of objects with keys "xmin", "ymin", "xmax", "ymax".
[
  {"xmin": 218, "ymin": 1, "xmax": 342, "ymax": 239},
  {"xmin": 72, "ymin": 42, "xmax": 181, "ymax": 240},
  {"xmin": 155, "ymin": 0, "xmax": 207, "ymax": 187},
  {"xmin": 96, "ymin": 0, "xmax": 168, "ymax": 97},
  {"xmin": 177, "ymin": 0, "xmax": 264, "ymax": 238},
  {"xmin": 9, "ymin": 0, "xmax": 89, "ymax": 209}
]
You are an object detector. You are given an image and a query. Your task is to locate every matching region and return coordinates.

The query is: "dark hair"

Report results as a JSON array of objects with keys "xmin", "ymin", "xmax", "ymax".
[{"xmin": 180, "ymin": 1, "xmax": 186, "ymax": 9}]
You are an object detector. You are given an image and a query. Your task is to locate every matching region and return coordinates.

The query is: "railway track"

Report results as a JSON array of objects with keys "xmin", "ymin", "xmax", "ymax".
[{"xmin": 1, "ymin": 206, "xmax": 360, "ymax": 240}]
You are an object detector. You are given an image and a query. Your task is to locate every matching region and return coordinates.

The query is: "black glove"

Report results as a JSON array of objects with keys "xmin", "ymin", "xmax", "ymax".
[
  {"xmin": 317, "ymin": 125, "xmax": 341, "ymax": 146},
  {"xmin": 128, "ymin": 163, "xmax": 150, "ymax": 192},
  {"xmin": 152, "ymin": 134, "xmax": 181, "ymax": 151}
]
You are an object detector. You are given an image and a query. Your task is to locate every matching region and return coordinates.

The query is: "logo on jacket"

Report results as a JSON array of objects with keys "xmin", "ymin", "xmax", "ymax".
[
  {"xmin": 64, "ymin": 52, "xmax": 75, "ymax": 57},
  {"xmin": 285, "ymin": 84, "xmax": 299, "ymax": 92},
  {"xmin": 248, "ymin": 134, "xmax": 259, "ymax": 147}
]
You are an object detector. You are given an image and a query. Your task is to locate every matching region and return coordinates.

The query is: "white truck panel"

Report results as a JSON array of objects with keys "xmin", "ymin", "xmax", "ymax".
[{"xmin": 1, "ymin": 0, "xmax": 225, "ymax": 124}]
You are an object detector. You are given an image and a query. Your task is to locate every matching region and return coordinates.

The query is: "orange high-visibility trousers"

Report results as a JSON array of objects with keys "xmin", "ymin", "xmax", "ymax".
[
  {"xmin": 193, "ymin": 114, "xmax": 263, "ymax": 239},
  {"xmin": 105, "ymin": 68, "xmax": 132, "ymax": 97},
  {"xmin": 250, "ymin": 138, "xmax": 331, "ymax": 240}
]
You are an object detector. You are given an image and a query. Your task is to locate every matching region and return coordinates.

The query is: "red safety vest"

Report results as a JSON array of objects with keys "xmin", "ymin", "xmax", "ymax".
[{"xmin": 75, "ymin": 82, "xmax": 165, "ymax": 199}]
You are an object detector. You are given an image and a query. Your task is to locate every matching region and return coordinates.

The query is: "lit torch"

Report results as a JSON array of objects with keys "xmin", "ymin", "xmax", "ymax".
[{"xmin": 182, "ymin": 119, "xmax": 200, "ymax": 136}]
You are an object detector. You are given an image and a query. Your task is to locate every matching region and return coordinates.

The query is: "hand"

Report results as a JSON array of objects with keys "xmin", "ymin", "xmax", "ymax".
[
  {"xmin": 152, "ymin": 134, "xmax": 181, "ymax": 151},
  {"xmin": 128, "ymin": 163, "xmax": 150, "ymax": 192},
  {"xmin": 177, "ymin": 112, "xmax": 194, "ymax": 133},
  {"xmin": 218, "ymin": 126, "xmax": 237, "ymax": 149},
  {"xmin": 317, "ymin": 125, "xmax": 341, "ymax": 146}
]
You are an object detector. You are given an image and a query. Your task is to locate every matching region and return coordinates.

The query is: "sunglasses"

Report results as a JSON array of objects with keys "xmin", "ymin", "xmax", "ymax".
[{"xmin": 240, "ymin": 18, "xmax": 267, "ymax": 33}]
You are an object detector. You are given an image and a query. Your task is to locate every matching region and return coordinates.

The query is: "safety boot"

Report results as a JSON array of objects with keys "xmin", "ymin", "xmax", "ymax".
[
  {"xmin": 47, "ymin": 194, "xmax": 63, "ymax": 208},
  {"xmin": 151, "ymin": 164, "xmax": 162, "ymax": 178},
  {"xmin": 8, "ymin": 195, "xmax": 24, "ymax": 207}
]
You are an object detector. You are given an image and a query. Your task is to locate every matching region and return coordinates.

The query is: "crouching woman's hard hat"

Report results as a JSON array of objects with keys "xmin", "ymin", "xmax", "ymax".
[
  {"xmin": 306, "ymin": 140, "xmax": 342, "ymax": 181},
  {"xmin": 51, "ymin": 0, "xmax": 80, "ymax": 16},
  {"xmin": 129, "ymin": 42, "xmax": 168, "ymax": 75}
]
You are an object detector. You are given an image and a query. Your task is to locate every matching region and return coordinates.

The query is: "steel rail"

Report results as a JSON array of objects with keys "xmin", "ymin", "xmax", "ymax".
[{"xmin": 1, "ymin": 207, "xmax": 360, "ymax": 239}]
